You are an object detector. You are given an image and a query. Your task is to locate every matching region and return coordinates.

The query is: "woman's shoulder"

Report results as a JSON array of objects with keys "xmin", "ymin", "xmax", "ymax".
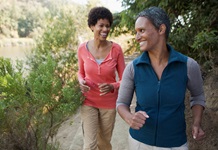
[
  {"xmin": 187, "ymin": 57, "xmax": 201, "ymax": 72},
  {"xmin": 78, "ymin": 42, "xmax": 89, "ymax": 53},
  {"xmin": 78, "ymin": 42, "xmax": 87, "ymax": 49},
  {"xmin": 187, "ymin": 57, "xmax": 199, "ymax": 66},
  {"xmin": 111, "ymin": 41, "xmax": 121, "ymax": 48},
  {"xmin": 111, "ymin": 41, "xmax": 123, "ymax": 53}
]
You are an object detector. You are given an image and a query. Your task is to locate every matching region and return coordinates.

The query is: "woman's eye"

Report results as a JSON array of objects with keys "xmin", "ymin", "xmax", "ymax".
[{"xmin": 140, "ymin": 29, "xmax": 145, "ymax": 33}]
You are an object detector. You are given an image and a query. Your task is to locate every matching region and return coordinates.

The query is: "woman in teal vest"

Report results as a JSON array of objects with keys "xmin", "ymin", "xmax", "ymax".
[{"xmin": 116, "ymin": 6, "xmax": 205, "ymax": 150}]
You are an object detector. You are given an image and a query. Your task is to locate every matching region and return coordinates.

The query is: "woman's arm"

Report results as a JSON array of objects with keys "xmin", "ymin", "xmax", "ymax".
[
  {"xmin": 187, "ymin": 57, "xmax": 206, "ymax": 140},
  {"xmin": 116, "ymin": 62, "xmax": 149, "ymax": 129}
]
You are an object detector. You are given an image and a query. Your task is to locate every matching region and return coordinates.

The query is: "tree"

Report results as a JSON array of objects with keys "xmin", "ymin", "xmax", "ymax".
[{"xmin": 113, "ymin": 0, "xmax": 218, "ymax": 70}]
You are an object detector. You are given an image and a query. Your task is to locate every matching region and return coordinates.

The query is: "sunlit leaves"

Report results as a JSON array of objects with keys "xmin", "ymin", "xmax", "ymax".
[{"xmin": 113, "ymin": 0, "xmax": 218, "ymax": 71}]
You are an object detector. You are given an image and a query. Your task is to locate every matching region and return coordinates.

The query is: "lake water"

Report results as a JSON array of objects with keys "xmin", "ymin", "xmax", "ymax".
[
  {"xmin": 0, "ymin": 46, "xmax": 33, "ymax": 77},
  {"xmin": 0, "ymin": 46, "xmax": 33, "ymax": 61}
]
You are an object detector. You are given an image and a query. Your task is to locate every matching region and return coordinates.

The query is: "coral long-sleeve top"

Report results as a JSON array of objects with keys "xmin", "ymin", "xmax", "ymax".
[{"xmin": 77, "ymin": 41, "xmax": 125, "ymax": 109}]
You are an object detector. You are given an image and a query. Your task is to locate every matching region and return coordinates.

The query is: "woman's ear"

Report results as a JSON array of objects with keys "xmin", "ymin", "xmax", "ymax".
[
  {"xmin": 90, "ymin": 26, "xmax": 94, "ymax": 32},
  {"xmin": 159, "ymin": 24, "xmax": 166, "ymax": 34}
]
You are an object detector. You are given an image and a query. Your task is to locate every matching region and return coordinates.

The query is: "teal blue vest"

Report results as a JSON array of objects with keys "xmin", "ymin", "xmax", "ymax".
[{"xmin": 130, "ymin": 45, "xmax": 188, "ymax": 147}]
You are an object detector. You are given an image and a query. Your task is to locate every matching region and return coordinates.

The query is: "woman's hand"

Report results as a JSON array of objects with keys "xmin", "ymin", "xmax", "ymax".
[
  {"xmin": 191, "ymin": 105, "xmax": 205, "ymax": 140},
  {"xmin": 98, "ymin": 83, "xmax": 114, "ymax": 96},
  {"xmin": 79, "ymin": 80, "xmax": 90, "ymax": 93},
  {"xmin": 192, "ymin": 124, "xmax": 205, "ymax": 140},
  {"xmin": 128, "ymin": 111, "xmax": 149, "ymax": 130}
]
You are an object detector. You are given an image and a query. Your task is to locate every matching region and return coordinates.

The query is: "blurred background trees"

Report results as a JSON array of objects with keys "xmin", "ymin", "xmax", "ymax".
[{"xmin": 113, "ymin": 0, "xmax": 218, "ymax": 72}]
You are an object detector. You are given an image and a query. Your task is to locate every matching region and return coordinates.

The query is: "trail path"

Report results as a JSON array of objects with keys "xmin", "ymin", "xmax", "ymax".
[{"xmin": 54, "ymin": 108, "xmax": 130, "ymax": 150}]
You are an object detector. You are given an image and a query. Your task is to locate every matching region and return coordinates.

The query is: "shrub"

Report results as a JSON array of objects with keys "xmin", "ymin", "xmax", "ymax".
[{"xmin": 0, "ymin": 8, "xmax": 82, "ymax": 150}]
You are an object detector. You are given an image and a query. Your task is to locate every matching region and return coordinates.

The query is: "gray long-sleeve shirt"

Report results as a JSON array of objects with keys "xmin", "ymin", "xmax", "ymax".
[{"xmin": 116, "ymin": 57, "xmax": 206, "ymax": 108}]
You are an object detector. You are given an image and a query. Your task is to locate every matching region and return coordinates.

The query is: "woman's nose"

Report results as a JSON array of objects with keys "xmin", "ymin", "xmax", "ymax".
[
  {"xmin": 135, "ymin": 32, "xmax": 140, "ymax": 41},
  {"xmin": 103, "ymin": 26, "xmax": 110, "ymax": 31}
]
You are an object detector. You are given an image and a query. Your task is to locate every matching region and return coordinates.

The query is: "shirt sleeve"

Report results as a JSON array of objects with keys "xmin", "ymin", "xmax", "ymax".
[
  {"xmin": 111, "ymin": 44, "xmax": 126, "ymax": 89},
  {"xmin": 77, "ymin": 44, "xmax": 85, "ymax": 83},
  {"xmin": 187, "ymin": 57, "xmax": 206, "ymax": 108},
  {"xmin": 116, "ymin": 61, "xmax": 135, "ymax": 108}
]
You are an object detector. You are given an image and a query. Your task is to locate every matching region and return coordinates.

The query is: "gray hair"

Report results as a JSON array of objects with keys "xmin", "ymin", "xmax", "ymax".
[{"xmin": 137, "ymin": 6, "xmax": 171, "ymax": 40}]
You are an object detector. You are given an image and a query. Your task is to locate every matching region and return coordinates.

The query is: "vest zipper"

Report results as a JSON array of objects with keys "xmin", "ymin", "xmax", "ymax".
[{"xmin": 155, "ymin": 80, "xmax": 161, "ymax": 145}]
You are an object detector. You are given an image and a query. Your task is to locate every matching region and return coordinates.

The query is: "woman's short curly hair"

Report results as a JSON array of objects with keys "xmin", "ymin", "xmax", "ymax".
[{"xmin": 88, "ymin": 7, "xmax": 113, "ymax": 27}]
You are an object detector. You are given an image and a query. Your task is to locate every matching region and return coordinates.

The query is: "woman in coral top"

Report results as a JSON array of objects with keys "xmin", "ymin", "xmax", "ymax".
[{"xmin": 77, "ymin": 6, "xmax": 125, "ymax": 150}]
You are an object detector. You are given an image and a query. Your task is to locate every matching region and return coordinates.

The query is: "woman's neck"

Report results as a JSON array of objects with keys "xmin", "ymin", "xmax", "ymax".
[
  {"xmin": 148, "ymin": 46, "xmax": 169, "ymax": 66},
  {"xmin": 91, "ymin": 39, "xmax": 108, "ymax": 50}
]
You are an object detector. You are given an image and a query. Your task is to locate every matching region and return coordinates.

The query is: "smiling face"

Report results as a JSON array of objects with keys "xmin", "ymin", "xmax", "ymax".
[
  {"xmin": 135, "ymin": 17, "xmax": 161, "ymax": 52},
  {"xmin": 91, "ymin": 19, "xmax": 111, "ymax": 41}
]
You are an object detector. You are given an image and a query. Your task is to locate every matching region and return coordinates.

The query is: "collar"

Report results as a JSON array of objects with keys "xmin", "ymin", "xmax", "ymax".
[{"xmin": 134, "ymin": 44, "xmax": 187, "ymax": 66}]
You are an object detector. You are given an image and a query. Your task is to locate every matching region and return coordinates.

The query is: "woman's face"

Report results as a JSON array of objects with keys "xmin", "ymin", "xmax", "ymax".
[
  {"xmin": 135, "ymin": 17, "xmax": 160, "ymax": 52},
  {"xmin": 91, "ymin": 19, "xmax": 111, "ymax": 41}
]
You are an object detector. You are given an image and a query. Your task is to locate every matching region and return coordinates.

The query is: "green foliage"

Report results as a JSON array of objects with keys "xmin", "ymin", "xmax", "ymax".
[
  {"xmin": 0, "ymin": 4, "xmax": 82, "ymax": 150},
  {"xmin": 0, "ymin": 58, "xmax": 33, "ymax": 149},
  {"xmin": 28, "ymin": 8, "xmax": 79, "ymax": 72},
  {"xmin": 0, "ymin": 0, "xmax": 100, "ymax": 40},
  {"xmin": 191, "ymin": 30, "xmax": 218, "ymax": 71},
  {"xmin": 16, "ymin": 1, "xmax": 49, "ymax": 38},
  {"xmin": 0, "ymin": 1, "xmax": 19, "ymax": 37},
  {"xmin": 114, "ymin": 0, "xmax": 218, "ymax": 70},
  {"xmin": 36, "ymin": 11, "xmax": 77, "ymax": 54},
  {"xmin": 0, "ymin": 56, "xmax": 82, "ymax": 149},
  {"xmin": 0, "ymin": 0, "xmax": 55, "ymax": 38},
  {"xmin": 18, "ymin": 17, "xmax": 33, "ymax": 37}
]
